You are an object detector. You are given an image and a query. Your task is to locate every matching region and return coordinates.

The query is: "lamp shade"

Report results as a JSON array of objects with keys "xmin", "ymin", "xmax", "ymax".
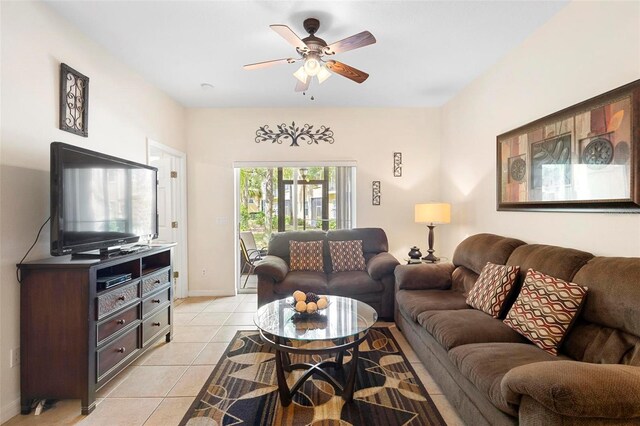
[{"xmin": 415, "ymin": 203, "xmax": 451, "ymax": 224}]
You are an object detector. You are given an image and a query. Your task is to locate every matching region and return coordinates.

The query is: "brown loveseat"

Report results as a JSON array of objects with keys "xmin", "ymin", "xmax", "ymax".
[
  {"xmin": 255, "ymin": 228, "xmax": 399, "ymax": 319},
  {"xmin": 395, "ymin": 233, "xmax": 640, "ymax": 425}
]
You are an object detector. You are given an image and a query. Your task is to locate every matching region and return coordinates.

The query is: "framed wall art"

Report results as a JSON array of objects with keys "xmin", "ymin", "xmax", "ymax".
[
  {"xmin": 497, "ymin": 79, "xmax": 640, "ymax": 212},
  {"xmin": 372, "ymin": 181, "xmax": 381, "ymax": 205},
  {"xmin": 393, "ymin": 152, "xmax": 402, "ymax": 177},
  {"xmin": 59, "ymin": 63, "xmax": 89, "ymax": 137}
]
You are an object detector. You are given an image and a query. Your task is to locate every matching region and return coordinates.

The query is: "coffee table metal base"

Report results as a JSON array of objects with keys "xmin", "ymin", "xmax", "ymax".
[{"xmin": 259, "ymin": 330, "xmax": 368, "ymax": 407}]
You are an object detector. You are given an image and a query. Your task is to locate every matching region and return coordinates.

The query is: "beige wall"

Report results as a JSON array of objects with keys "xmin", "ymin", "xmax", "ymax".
[
  {"xmin": 186, "ymin": 108, "xmax": 441, "ymax": 295},
  {"xmin": 0, "ymin": 1, "xmax": 186, "ymax": 420},
  {"xmin": 439, "ymin": 0, "xmax": 640, "ymax": 258}
]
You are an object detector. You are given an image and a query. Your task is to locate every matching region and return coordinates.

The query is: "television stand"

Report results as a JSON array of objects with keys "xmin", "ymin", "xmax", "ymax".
[{"xmin": 18, "ymin": 244, "xmax": 175, "ymax": 415}]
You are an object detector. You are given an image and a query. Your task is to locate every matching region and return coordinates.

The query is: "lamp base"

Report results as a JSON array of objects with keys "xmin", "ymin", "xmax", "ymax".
[
  {"xmin": 421, "ymin": 252, "xmax": 439, "ymax": 263},
  {"xmin": 422, "ymin": 224, "xmax": 439, "ymax": 263}
]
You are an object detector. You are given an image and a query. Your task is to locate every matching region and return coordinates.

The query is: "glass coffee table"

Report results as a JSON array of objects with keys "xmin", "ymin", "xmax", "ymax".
[{"xmin": 254, "ymin": 295, "xmax": 377, "ymax": 406}]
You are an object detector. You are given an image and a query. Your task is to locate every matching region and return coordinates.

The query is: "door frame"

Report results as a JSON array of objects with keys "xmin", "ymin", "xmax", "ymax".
[
  {"xmin": 233, "ymin": 161, "xmax": 357, "ymax": 293},
  {"xmin": 147, "ymin": 138, "xmax": 189, "ymax": 299}
]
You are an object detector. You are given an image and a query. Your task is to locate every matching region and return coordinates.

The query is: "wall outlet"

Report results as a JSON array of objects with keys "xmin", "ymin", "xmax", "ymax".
[
  {"xmin": 9, "ymin": 347, "xmax": 20, "ymax": 368},
  {"xmin": 201, "ymin": 269, "xmax": 206, "ymax": 276}
]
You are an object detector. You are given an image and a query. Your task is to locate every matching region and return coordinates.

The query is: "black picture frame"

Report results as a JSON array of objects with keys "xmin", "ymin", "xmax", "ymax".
[
  {"xmin": 59, "ymin": 63, "xmax": 89, "ymax": 137},
  {"xmin": 393, "ymin": 152, "xmax": 402, "ymax": 177},
  {"xmin": 497, "ymin": 79, "xmax": 640, "ymax": 212},
  {"xmin": 372, "ymin": 181, "xmax": 381, "ymax": 205}
]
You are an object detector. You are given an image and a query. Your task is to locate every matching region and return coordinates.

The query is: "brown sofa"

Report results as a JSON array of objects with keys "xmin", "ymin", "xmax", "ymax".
[
  {"xmin": 255, "ymin": 228, "xmax": 399, "ymax": 319},
  {"xmin": 395, "ymin": 233, "xmax": 640, "ymax": 425}
]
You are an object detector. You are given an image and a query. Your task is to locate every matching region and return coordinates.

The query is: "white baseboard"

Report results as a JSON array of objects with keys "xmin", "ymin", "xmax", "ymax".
[
  {"xmin": 187, "ymin": 289, "xmax": 236, "ymax": 297},
  {"xmin": 1, "ymin": 397, "xmax": 21, "ymax": 423}
]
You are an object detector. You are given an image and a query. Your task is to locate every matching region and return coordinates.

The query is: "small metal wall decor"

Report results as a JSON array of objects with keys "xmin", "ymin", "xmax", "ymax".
[
  {"xmin": 393, "ymin": 152, "xmax": 402, "ymax": 177},
  {"xmin": 255, "ymin": 122, "xmax": 334, "ymax": 147},
  {"xmin": 497, "ymin": 79, "xmax": 640, "ymax": 212},
  {"xmin": 372, "ymin": 181, "xmax": 381, "ymax": 205},
  {"xmin": 59, "ymin": 63, "xmax": 89, "ymax": 137}
]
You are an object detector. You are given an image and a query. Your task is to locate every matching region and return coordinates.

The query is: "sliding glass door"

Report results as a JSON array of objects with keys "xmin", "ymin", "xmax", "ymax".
[{"xmin": 236, "ymin": 164, "xmax": 355, "ymax": 292}]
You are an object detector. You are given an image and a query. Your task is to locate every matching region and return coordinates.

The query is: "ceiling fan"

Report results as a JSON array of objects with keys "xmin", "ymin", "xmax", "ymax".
[{"xmin": 243, "ymin": 18, "xmax": 376, "ymax": 92}]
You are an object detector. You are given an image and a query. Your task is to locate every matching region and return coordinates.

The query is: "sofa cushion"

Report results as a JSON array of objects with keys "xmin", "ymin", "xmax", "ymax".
[
  {"xmin": 417, "ymin": 309, "xmax": 528, "ymax": 350},
  {"xmin": 466, "ymin": 263, "xmax": 520, "ymax": 318},
  {"xmin": 267, "ymin": 230, "xmax": 326, "ymax": 266},
  {"xmin": 506, "ymin": 244, "xmax": 594, "ymax": 284},
  {"xmin": 274, "ymin": 271, "xmax": 328, "ymax": 295},
  {"xmin": 328, "ymin": 271, "xmax": 382, "ymax": 296},
  {"xmin": 328, "ymin": 240, "xmax": 366, "ymax": 272},
  {"xmin": 289, "ymin": 240, "xmax": 324, "ymax": 272},
  {"xmin": 448, "ymin": 342, "xmax": 569, "ymax": 416},
  {"xmin": 563, "ymin": 257, "xmax": 640, "ymax": 365},
  {"xmin": 452, "ymin": 233, "xmax": 526, "ymax": 275},
  {"xmin": 395, "ymin": 263, "xmax": 455, "ymax": 290},
  {"xmin": 504, "ymin": 269, "xmax": 587, "ymax": 355},
  {"xmin": 396, "ymin": 289, "xmax": 470, "ymax": 321},
  {"xmin": 451, "ymin": 265, "xmax": 479, "ymax": 294}
]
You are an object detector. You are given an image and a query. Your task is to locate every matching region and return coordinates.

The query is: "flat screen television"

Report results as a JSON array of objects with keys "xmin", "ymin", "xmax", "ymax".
[{"xmin": 50, "ymin": 142, "xmax": 158, "ymax": 257}]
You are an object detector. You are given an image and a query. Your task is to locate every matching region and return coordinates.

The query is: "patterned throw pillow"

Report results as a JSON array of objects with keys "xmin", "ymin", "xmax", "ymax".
[
  {"xmin": 328, "ymin": 240, "xmax": 366, "ymax": 273},
  {"xmin": 289, "ymin": 240, "xmax": 324, "ymax": 272},
  {"xmin": 466, "ymin": 262, "xmax": 520, "ymax": 318},
  {"xmin": 503, "ymin": 269, "xmax": 587, "ymax": 355}
]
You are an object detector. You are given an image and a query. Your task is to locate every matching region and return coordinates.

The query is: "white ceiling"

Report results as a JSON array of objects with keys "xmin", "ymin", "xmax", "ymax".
[{"xmin": 44, "ymin": 1, "xmax": 568, "ymax": 108}]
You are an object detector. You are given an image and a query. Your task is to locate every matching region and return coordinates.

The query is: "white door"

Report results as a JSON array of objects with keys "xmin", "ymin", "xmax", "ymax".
[
  {"xmin": 148, "ymin": 139, "xmax": 188, "ymax": 299},
  {"xmin": 156, "ymin": 156, "xmax": 175, "ymax": 242}
]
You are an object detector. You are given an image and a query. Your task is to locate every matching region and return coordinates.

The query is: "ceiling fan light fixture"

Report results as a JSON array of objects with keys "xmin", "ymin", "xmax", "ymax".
[
  {"xmin": 293, "ymin": 66, "xmax": 308, "ymax": 84},
  {"xmin": 317, "ymin": 66, "xmax": 331, "ymax": 84},
  {"xmin": 303, "ymin": 53, "xmax": 321, "ymax": 76}
]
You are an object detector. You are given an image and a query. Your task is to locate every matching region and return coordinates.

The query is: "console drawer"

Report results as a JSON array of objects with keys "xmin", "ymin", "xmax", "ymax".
[
  {"xmin": 97, "ymin": 325, "xmax": 140, "ymax": 380},
  {"xmin": 143, "ymin": 307, "xmax": 170, "ymax": 347},
  {"xmin": 97, "ymin": 304, "xmax": 139, "ymax": 344},
  {"xmin": 97, "ymin": 281, "xmax": 140, "ymax": 320},
  {"xmin": 141, "ymin": 268, "xmax": 171, "ymax": 295},
  {"xmin": 142, "ymin": 287, "xmax": 171, "ymax": 318}
]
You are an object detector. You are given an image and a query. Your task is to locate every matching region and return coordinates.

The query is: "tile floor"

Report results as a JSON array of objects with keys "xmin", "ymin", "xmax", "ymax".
[{"xmin": 4, "ymin": 294, "xmax": 465, "ymax": 426}]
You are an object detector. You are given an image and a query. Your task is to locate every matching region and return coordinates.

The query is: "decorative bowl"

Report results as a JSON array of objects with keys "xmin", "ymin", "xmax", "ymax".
[{"xmin": 288, "ymin": 294, "xmax": 330, "ymax": 317}]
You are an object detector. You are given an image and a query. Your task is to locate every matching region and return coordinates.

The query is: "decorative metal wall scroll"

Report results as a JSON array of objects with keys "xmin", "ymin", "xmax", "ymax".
[
  {"xmin": 497, "ymin": 79, "xmax": 640, "ymax": 212},
  {"xmin": 372, "ymin": 181, "xmax": 381, "ymax": 205},
  {"xmin": 59, "ymin": 63, "xmax": 89, "ymax": 137},
  {"xmin": 393, "ymin": 152, "xmax": 402, "ymax": 177},
  {"xmin": 255, "ymin": 122, "xmax": 334, "ymax": 147}
]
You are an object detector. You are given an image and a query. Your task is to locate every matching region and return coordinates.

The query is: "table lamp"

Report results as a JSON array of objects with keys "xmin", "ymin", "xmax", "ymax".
[{"xmin": 415, "ymin": 203, "xmax": 451, "ymax": 262}]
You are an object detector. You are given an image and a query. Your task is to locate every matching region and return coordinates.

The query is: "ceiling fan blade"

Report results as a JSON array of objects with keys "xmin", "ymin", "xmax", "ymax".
[
  {"xmin": 270, "ymin": 24, "xmax": 309, "ymax": 52},
  {"xmin": 243, "ymin": 58, "xmax": 297, "ymax": 70},
  {"xmin": 323, "ymin": 31, "xmax": 376, "ymax": 55},
  {"xmin": 325, "ymin": 60, "xmax": 369, "ymax": 83},
  {"xmin": 294, "ymin": 77, "xmax": 310, "ymax": 92}
]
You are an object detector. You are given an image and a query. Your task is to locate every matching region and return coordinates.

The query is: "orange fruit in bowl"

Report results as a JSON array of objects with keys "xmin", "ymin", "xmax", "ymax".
[
  {"xmin": 293, "ymin": 290, "xmax": 306, "ymax": 302},
  {"xmin": 317, "ymin": 298, "xmax": 328, "ymax": 309},
  {"xmin": 295, "ymin": 301, "xmax": 307, "ymax": 312},
  {"xmin": 306, "ymin": 302, "xmax": 318, "ymax": 314}
]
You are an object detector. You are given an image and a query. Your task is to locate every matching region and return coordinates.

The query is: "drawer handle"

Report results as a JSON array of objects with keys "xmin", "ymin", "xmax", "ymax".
[
  {"xmin": 154, "ymin": 279, "xmax": 161, "ymax": 284},
  {"xmin": 116, "ymin": 319, "xmax": 126, "ymax": 325},
  {"xmin": 116, "ymin": 347, "xmax": 126, "ymax": 354},
  {"xmin": 151, "ymin": 299, "xmax": 161, "ymax": 303},
  {"xmin": 152, "ymin": 322, "xmax": 161, "ymax": 327},
  {"xmin": 117, "ymin": 295, "xmax": 126, "ymax": 301}
]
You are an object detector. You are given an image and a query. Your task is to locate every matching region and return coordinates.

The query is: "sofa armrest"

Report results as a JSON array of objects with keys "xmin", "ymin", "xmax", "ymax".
[
  {"xmin": 502, "ymin": 360, "xmax": 640, "ymax": 419},
  {"xmin": 394, "ymin": 263, "xmax": 455, "ymax": 290},
  {"xmin": 367, "ymin": 252, "xmax": 400, "ymax": 280},
  {"xmin": 255, "ymin": 255, "xmax": 289, "ymax": 283}
]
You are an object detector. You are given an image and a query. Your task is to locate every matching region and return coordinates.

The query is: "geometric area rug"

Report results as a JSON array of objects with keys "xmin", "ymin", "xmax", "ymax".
[{"xmin": 180, "ymin": 328, "xmax": 446, "ymax": 425}]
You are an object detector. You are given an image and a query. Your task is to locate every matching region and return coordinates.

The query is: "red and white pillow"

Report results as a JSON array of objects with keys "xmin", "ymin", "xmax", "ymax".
[
  {"xmin": 289, "ymin": 240, "xmax": 324, "ymax": 272},
  {"xmin": 328, "ymin": 240, "xmax": 366, "ymax": 272},
  {"xmin": 466, "ymin": 262, "xmax": 520, "ymax": 318},
  {"xmin": 503, "ymin": 269, "xmax": 587, "ymax": 355}
]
